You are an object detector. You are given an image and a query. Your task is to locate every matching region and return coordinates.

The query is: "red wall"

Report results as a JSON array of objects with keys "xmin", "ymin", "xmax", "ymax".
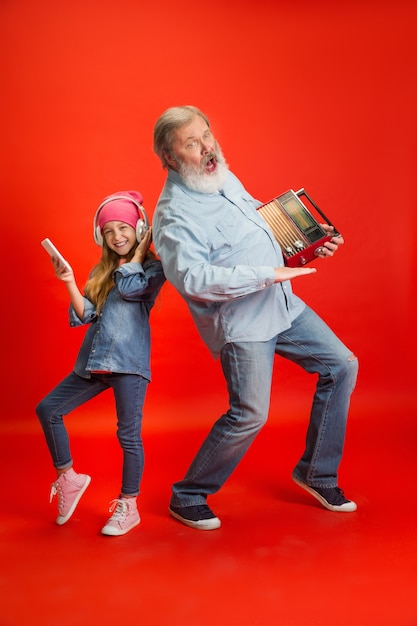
[{"xmin": 1, "ymin": 0, "xmax": 415, "ymax": 425}]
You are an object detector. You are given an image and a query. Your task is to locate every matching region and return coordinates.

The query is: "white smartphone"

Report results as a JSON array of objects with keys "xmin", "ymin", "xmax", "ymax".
[{"xmin": 41, "ymin": 238, "xmax": 72, "ymax": 272}]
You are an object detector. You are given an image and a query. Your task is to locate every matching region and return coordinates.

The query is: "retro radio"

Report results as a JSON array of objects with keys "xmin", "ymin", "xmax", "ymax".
[{"xmin": 257, "ymin": 188, "xmax": 340, "ymax": 267}]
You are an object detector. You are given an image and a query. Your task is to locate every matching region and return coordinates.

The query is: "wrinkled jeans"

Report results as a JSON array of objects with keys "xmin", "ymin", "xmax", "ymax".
[
  {"xmin": 36, "ymin": 372, "xmax": 148, "ymax": 496},
  {"xmin": 171, "ymin": 305, "xmax": 358, "ymax": 507}
]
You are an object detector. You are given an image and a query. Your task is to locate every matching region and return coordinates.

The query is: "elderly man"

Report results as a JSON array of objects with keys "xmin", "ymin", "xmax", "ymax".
[{"xmin": 152, "ymin": 105, "xmax": 358, "ymax": 530}]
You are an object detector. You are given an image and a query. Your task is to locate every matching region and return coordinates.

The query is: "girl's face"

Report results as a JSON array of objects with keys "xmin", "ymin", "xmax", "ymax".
[{"xmin": 102, "ymin": 221, "xmax": 137, "ymax": 256}]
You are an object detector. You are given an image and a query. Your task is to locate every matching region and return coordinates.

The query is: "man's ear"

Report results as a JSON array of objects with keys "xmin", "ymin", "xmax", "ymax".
[{"xmin": 164, "ymin": 151, "xmax": 177, "ymax": 170}]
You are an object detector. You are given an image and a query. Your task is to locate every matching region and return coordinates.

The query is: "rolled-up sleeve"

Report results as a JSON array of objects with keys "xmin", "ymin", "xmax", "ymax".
[
  {"xmin": 114, "ymin": 259, "xmax": 165, "ymax": 301},
  {"xmin": 69, "ymin": 297, "xmax": 97, "ymax": 327}
]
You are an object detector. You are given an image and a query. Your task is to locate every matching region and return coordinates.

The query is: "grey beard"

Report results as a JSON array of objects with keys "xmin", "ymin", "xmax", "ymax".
[{"xmin": 177, "ymin": 148, "xmax": 229, "ymax": 194}]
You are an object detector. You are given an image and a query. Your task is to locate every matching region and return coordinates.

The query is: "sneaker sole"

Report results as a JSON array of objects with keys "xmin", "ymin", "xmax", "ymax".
[
  {"xmin": 56, "ymin": 475, "xmax": 92, "ymax": 525},
  {"xmin": 101, "ymin": 518, "xmax": 141, "ymax": 536},
  {"xmin": 292, "ymin": 475, "xmax": 357, "ymax": 512},
  {"xmin": 169, "ymin": 507, "xmax": 221, "ymax": 530}
]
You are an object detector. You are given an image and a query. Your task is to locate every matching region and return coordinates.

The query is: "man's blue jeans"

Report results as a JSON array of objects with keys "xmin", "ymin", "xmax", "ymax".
[
  {"xmin": 36, "ymin": 372, "xmax": 148, "ymax": 496},
  {"xmin": 171, "ymin": 305, "xmax": 358, "ymax": 507}
]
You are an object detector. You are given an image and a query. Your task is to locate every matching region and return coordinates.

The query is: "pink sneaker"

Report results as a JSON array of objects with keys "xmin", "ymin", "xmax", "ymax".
[
  {"xmin": 49, "ymin": 468, "xmax": 91, "ymax": 525},
  {"xmin": 101, "ymin": 498, "xmax": 140, "ymax": 536}
]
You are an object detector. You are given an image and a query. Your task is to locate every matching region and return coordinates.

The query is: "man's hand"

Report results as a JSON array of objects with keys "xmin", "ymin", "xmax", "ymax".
[
  {"xmin": 274, "ymin": 265, "xmax": 317, "ymax": 283},
  {"xmin": 315, "ymin": 225, "xmax": 344, "ymax": 258}
]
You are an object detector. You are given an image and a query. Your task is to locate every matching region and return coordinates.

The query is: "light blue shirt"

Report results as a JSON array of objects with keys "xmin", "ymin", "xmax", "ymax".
[{"xmin": 153, "ymin": 169, "xmax": 305, "ymax": 358}]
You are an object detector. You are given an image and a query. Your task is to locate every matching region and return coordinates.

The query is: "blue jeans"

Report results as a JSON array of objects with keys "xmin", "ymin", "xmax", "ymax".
[
  {"xmin": 171, "ymin": 305, "xmax": 358, "ymax": 507},
  {"xmin": 36, "ymin": 372, "xmax": 148, "ymax": 496}
]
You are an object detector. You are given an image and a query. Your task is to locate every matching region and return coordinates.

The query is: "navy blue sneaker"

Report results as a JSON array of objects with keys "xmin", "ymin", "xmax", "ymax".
[
  {"xmin": 292, "ymin": 475, "xmax": 357, "ymax": 512},
  {"xmin": 169, "ymin": 504, "xmax": 221, "ymax": 530}
]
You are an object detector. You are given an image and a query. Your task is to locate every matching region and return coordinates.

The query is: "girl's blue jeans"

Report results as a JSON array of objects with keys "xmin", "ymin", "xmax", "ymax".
[
  {"xmin": 36, "ymin": 372, "xmax": 148, "ymax": 496},
  {"xmin": 171, "ymin": 305, "xmax": 359, "ymax": 507}
]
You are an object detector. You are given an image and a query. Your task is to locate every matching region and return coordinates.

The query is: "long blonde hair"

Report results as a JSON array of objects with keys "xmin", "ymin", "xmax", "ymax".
[{"xmin": 84, "ymin": 241, "xmax": 155, "ymax": 315}]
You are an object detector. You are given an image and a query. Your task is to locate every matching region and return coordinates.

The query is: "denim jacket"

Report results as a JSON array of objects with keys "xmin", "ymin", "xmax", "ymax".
[
  {"xmin": 70, "ymin": 257, "xmax": 165, "ymax": 380},
  {"xmin": 153, "ymin": 169, "xmax": 304, "ymax": 358}
]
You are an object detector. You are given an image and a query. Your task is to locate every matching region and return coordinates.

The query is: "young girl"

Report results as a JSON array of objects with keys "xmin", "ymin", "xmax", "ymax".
[{"xmin": 36, "ymin": 191, "xmax": 165, "ymax": 536}]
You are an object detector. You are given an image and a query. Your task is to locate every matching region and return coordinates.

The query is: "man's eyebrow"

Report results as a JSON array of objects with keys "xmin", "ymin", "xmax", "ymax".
[{"xmin": 184, "ymin": 128, "xmax": 210, "ymax": 142}]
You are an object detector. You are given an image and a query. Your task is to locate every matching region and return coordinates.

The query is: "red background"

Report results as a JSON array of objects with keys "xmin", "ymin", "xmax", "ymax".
[
  {"xmin": 1, "ymin": 3, "xmax": 417, "ymax": 625},
  {"xmin": 1, "ymin": 0, "xmax": 415, "ymax": 428}
]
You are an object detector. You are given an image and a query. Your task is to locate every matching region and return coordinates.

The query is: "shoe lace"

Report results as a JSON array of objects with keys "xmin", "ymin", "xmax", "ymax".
[
  {"xmin": 108, "ymin": 499, "xmax": 128, "ymax": 521},
  {"xmin": 49, "ymin": 481, "xmax": 63, "ymax": 505},
  {"xmin": 195, "ymin": 505, "xmax": 210, "ymax": 514},
  {"xmin": 330, "ymin": 487, "xmax": 348, "ymax": 505}
]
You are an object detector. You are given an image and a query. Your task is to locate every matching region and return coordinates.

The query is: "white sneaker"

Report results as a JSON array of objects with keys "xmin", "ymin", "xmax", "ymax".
[{"xmin": 101, "ymin": 498, "xmax": 140, "ymax": 536}]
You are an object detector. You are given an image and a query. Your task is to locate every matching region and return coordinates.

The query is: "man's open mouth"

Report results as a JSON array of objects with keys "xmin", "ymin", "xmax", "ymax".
[{"xmin": 205, "ymin": 156, "xmax": 217, "ymax": 173}]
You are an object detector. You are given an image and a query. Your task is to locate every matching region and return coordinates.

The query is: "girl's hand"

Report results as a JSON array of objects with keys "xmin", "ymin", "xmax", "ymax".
[
  {"xmin": 50, "ymin": 256, "xmax": 84, "ymax": 317},
  {"xmin": 131, "ymin": 228, "xmax": 153, "ymax": 265},
  {"xmin": 52, "ymin": 256, "xmax": 75, "ymax": 283}
]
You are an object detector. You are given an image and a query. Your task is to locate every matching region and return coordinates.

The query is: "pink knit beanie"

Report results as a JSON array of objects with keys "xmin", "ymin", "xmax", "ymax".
[{"xmin": 97, "ymin": 191, "xmax": 144, "ymax": 231}]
